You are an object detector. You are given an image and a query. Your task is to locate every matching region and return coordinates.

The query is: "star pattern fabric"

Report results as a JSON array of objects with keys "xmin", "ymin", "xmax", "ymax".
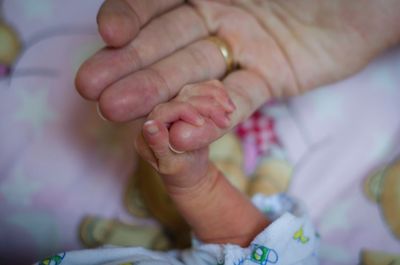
[
  {"xmin": 0, "ymin": 164, "xmax": 43, "ymax": 206},
  {"xmin": 14, "ymin": 88, "xmax": 56, "ymax": 134}
]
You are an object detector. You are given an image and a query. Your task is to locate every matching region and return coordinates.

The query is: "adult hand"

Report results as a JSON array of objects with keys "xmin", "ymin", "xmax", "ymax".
[{"xmin": 76, "ymin": 0, "xmax": 400, "ymax": 150}]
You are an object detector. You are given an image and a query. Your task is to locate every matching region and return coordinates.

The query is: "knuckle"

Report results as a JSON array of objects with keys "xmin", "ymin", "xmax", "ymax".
[{"xmin": 122, "ymin": 45, "xmax": 143, "ymax": 70}]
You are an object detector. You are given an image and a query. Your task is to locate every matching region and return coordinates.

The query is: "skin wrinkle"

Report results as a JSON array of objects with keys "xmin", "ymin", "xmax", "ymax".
[
  {"xmin": 122, "ymin": 0, "xmax": 145, "ymax": 27},
  {"xmin": 238, "ymin": 70, "xmax": 274, "ymax": 108},
  {"xmin": 227, "ymin": 84, "xmax": 255, "ymax": 122},
  {"xmin": 233, "ymin": 1, "xmax": 372, "ymax": 92},
  {"xmin": 165, "ymin": 162, "xmax": 216, "ymax": 197},
  {"xmin": 186, "ymin": 167, "xmax": 268, "ymax": 244},
  {"xmin": 186, "ymin": 44, "xmax": 213, "ymax": 82},
  {"xmin": 232, "ymin": 0, "xmax": 301, "ymax": 96},
  {"xmin": 153, "ymin": 6, "xmax": 204, "ymax": 56},
  {"xmin": 182, "ymin": 5, "xmax": 210, "ymax": 39},
  {"xmin": 224, "ymin": 70, "xmax": 271, "ymax": 122},
  {"xmin": 101, "ymin": 68, "xmax": 166, "ymax": 120},
  {"xmin": 123, "ymin": 44, "xmax": 144, "ymax": 76},
  {"xmin": 145, "ymin": 67, "xmax": 173, "ymax": 105},
  {"xmin": 191, "ymin": 1, "xmax": 289, "ymax": 102},
  {"xmin": 188, "ymin": 0, "xmax": 219, "ymax": 33},
  {"xmin": 265, "ymin": 2, "xmax": 306, "ymax": 95},
  {"xmin": 124, "ymin": 0, "xmax": 185, "ymax": 29},
  {"xmin": 259, "ymin": 0, "xmax": 400, "ymax": 90},
  {"xmin": 150, "ymin": 40, "xmax": 225, "ymax": 103},
  {"xmin": 283, "ymin": 2, "xmax": 367, "ymax": 71}
]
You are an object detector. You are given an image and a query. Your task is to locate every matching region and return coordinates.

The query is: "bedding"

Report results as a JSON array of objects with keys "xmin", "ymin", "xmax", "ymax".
[{"xmin": 0, "ymin": 0, "xmax": 399, "ymax": 264}]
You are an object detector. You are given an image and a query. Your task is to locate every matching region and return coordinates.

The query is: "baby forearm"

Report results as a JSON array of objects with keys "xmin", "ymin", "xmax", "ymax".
[{"xmin": 165, "ymin": 164, "xmax": 270, "ymax": 247}]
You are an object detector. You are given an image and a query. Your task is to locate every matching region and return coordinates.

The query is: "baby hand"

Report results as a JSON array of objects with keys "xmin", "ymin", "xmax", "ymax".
[
  {"xmin": 136, "ymin": 80, "xmax": 235, "ymax": 190},
  {"xmin": 138, "ymin": 118, "xmax": 210, "ymax": 191},
  {"xmin": 152, "ymin": 80, "xmax": 236, "ymax": 152}
]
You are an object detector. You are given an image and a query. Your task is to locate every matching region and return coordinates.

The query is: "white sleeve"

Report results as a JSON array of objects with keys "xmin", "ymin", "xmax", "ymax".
[{"xmin": 34, "ymin": 194, "xmax": 319, "ymax": 265}]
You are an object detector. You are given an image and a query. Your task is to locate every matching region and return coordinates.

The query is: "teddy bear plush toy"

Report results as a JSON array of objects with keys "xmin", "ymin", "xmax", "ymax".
[{"xmin": 361, "ymin": 157, "xmax": 400, "ymax": 264}]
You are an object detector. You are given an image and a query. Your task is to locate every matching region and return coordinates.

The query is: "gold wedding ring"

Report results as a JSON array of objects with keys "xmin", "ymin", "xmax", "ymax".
[{"xmin": 207, "ymin": 36, "xmax": 235, "ymax": 74}]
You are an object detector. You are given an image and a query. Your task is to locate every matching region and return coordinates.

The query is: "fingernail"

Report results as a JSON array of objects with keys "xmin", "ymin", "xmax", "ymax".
[
  {"xmin": 96, "ymin": 104, "xmax": 108, "ymax": 121},
  {"xmin": 144, "ymin": 120, "xmax": 159, "ymax": 135}
]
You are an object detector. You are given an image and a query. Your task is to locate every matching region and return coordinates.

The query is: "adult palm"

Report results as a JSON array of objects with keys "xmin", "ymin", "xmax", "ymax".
[{"xmin": 76, "ymin": 0, "xmax": 400, "ymax": 150}]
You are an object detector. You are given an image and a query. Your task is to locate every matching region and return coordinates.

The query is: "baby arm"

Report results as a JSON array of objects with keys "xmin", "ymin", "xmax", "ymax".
[{"xmin": 136, "ymin": 82, "xmax": 270, "ymax": 246}]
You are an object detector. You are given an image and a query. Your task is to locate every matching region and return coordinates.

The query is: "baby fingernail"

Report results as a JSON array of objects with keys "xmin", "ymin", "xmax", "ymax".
[{"xmin": 144, "ymin": 121, "xmax": 159, "ymax": 135}]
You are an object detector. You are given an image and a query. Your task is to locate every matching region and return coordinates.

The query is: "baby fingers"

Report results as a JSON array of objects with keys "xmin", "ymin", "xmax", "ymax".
[
  {"xmin": 148, "ymin": 101, "xmax": 205, "ymax": 127},
  {"xmin": 187, "ymin": 96, "xmax": 233, "ymax": 128},
  {"xmin": 142, "ymin": 120, "xmax": 172, "ymax": 163},
  {"xmin": 179, "ymin": 80, "xmax": 236, "ymax": 113}
]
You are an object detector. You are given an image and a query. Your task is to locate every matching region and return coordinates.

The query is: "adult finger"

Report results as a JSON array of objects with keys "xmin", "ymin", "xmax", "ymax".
[
  {"xmin": 77, "ymin": 5, "xmax": 208, "ymax": 100},
  {"xmin": 98, "ymin": 38, "xmax": 228, "ymax": 121},
  {"xmin": 97, "ymin": 0, "xmax": 184, "ymax": 47},
  {"xmin": 169, "ymin": 70, "xmax": 271, "ymax": 151}
]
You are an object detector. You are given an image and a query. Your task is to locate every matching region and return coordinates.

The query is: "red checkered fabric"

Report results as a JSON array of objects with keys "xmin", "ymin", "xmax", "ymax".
[{"xmin": 235, "ymin": 110, "xmax": 279, "ymax": 155}]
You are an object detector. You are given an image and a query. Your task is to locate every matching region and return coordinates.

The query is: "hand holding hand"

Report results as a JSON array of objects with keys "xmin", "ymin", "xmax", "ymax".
[
  {"xmin": 77, "ymin": 0, "xmax": 400, "ymax": 152},
  {"xmin": 137, "ymin": 87, "xmax": 268, "ymax": 246},
  {"xmin": 136, "ymin": 79, "xmax": 234, "ymax": 190}
]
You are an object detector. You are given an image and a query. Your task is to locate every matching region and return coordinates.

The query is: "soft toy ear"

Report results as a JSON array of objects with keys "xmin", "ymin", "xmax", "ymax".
[
  {"xmin": 363, "ymin": 167, "xmax": 386, "ymax": 203},
  {"xmin": 364, "ymin": 158, "xmax": 400, "ymax": 240},
  {"xmin": 360, "ymin": 249, "xmax": 400, "ymax": 265},
  {"xmin": 0, "ymin": 20, "xmax": 21, "ymax": 66},
  {"xmin": 379, "ymin": 159, "xmax": 400, "ymax": 240},
  {"xmin": 79, "ymin": 216, "xmax": 171, "ymax": 250},
  {"xmin": 247, "ymin": 158, "xmax": 292, "ymax": 197}
]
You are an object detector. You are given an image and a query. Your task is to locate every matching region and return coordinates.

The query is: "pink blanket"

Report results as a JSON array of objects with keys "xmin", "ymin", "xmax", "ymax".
[{"xmin": 0, "ymin": 0, "xmax": 399, "ymax": 264}]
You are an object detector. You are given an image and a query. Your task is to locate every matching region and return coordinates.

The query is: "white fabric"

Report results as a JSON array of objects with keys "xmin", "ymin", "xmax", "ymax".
[{"xmin": 34, "ymin": 194, "xmax": 319, "ymax": 265}]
